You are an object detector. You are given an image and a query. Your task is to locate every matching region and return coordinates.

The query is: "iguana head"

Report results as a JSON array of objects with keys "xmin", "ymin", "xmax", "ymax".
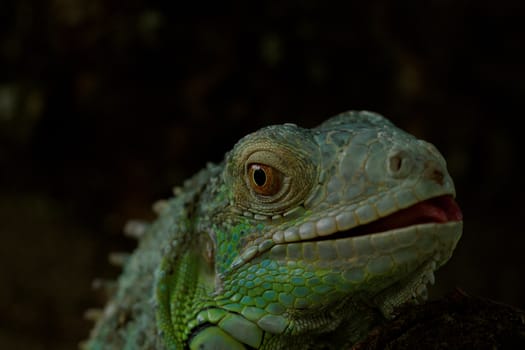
[
  {"xmin": 157, "ymin": 110, "xmax": 463, "ymax": 349},
  {"xmin": 210, "ymin": 111, "xmax": 462, "ymax": 323}
]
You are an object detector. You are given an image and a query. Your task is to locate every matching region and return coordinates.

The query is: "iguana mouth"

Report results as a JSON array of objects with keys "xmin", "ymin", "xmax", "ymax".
[{"xmin": 315, "ymin": 195, "xmax": 462, "ymax": 241}]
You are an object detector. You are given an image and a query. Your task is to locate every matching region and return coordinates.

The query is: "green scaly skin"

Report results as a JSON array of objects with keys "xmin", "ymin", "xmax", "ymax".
[{"xmin": 85, "ymin": 111, "xmax": 463, "ymax": 349}]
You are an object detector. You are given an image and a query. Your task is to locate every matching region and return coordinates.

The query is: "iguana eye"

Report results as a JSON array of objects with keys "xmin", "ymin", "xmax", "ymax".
[{"xmin": 248, "ymin": 163, "xmax": 282, "ymax": 196}]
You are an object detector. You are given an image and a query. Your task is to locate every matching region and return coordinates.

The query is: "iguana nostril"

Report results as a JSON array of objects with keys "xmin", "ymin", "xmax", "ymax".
[
  {"xmin": 389, "ymin": 155, "xmax": 402, "ymax": 172},
  {"xmin": 387, "ymin": 150, "xmax": 412, "ymax": 178}
]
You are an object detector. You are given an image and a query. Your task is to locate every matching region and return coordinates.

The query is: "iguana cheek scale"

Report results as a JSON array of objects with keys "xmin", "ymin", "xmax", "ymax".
[{"xmin": 85, "ymin": 111, "xmax": 463, "ymax": 349}]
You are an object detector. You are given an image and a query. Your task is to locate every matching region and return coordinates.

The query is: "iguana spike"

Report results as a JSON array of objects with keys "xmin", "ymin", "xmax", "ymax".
[
  {"xmin": 173, "ymin": 186, "xmax": 183, "ymax": 196},
  {"xmin": 152, "ymin": 199, "xmax": 169, "ymax": 214},
  {"xmin": 108, "ymin": 252, "xmax": 130, "ymax": 267},
  {"xmin": 84, "ymin": 308, "xmax": 103, "ymax": 322},
  {"xmin": 123, "ymin": 220, "xmax": 149, "ymax": 239},
  {"xmin": 92, "ymin": 278, "xmax": 116, "ymax": 296}
]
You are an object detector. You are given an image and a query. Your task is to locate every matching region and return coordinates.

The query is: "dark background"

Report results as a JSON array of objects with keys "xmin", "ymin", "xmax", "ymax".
[{"xmin": 1, "ymin": 1, "xmax": 524, "ymax": 349}]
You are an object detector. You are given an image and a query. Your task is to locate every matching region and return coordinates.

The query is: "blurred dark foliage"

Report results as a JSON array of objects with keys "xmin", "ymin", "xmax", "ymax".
[{"xmin": 0, "ymin": 1, "xmax": 524, "ymax": 349}]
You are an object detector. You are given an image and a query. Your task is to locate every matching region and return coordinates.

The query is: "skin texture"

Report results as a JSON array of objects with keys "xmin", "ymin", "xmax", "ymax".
[{"xmin": 85, "ymin": 110, "xmax": 463, "ymax": 349}]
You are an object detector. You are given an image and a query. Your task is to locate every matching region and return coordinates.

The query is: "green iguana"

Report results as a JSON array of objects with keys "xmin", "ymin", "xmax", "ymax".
[{"xmin": 85, "ymin": 110, "xmax": 463, "ymax": 349}]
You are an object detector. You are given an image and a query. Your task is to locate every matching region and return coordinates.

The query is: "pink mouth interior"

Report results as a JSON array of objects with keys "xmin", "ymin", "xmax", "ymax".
[
  {"xmin": 318, "ymin": 195, "xmax": 463, "ymax": 240},
  {"xmin": 370, "ymin": 195, "xmax": 463, "ymax": 231}
]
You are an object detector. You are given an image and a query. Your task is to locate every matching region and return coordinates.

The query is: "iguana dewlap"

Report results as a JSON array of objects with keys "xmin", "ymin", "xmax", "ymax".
[{"xmin": 85, "ymin": 110, "xmax": 463, "ymax": 349}]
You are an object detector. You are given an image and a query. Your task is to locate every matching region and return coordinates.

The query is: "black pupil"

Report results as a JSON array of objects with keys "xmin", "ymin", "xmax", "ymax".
[{"xmin": 253, "ymin": 168, "xmax": 267, "ymax": 186}]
